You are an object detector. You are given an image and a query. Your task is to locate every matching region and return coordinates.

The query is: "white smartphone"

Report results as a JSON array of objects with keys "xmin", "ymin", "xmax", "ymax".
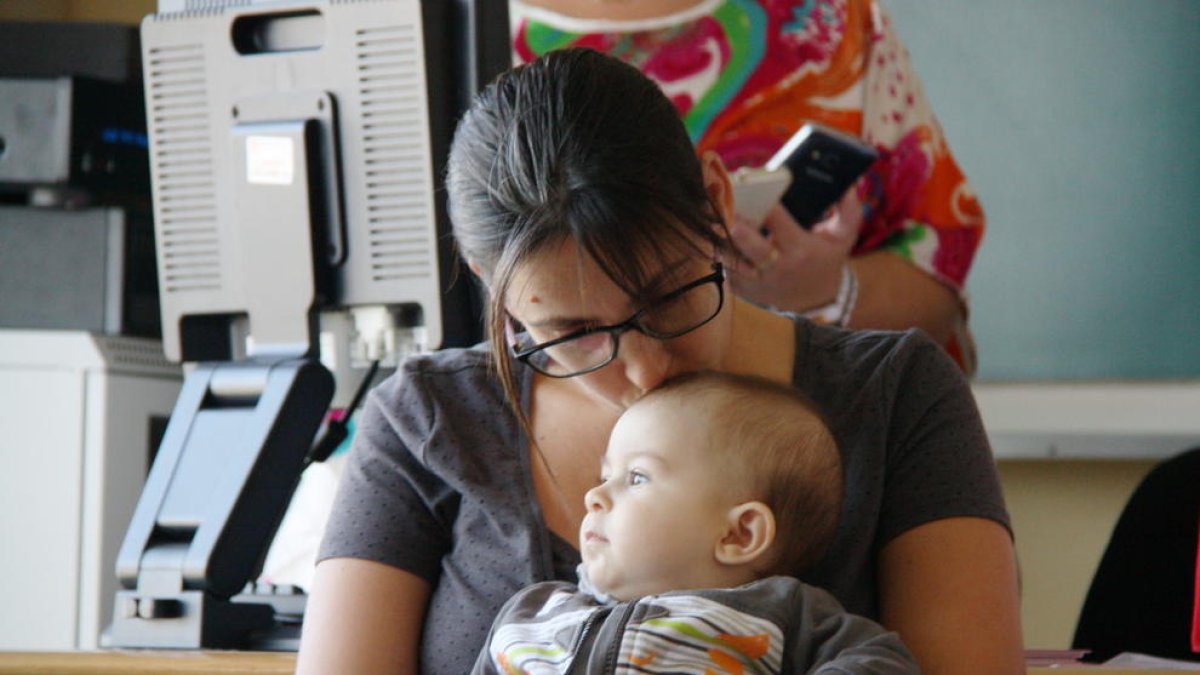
[{"xmin": 730, "ymin": 165, "xmax": 792, "ymax": 226}]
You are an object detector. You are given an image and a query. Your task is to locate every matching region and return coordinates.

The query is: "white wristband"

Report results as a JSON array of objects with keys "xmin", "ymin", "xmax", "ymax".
[{"xmin": 806, "ymin": 263, "xmax": 858, "ymax": 327}]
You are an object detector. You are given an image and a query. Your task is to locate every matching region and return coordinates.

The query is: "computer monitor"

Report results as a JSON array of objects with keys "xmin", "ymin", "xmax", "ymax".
[
  {"xmin": 108, "ymin": 0, "xmax": 511, "ymax": 650},
  {"xmin": 142, "ymin": 0, "xmax": 510, "ymax": 365}
]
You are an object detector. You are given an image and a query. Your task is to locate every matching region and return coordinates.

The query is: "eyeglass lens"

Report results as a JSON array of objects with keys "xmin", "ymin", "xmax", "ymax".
[{"xmin": 518, "ymin": 276, "xmax": 721, "ymax": 377}]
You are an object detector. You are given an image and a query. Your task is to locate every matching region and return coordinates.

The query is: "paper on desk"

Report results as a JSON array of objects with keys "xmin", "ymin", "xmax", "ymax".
[
  {"xmin": 259, "ymin": 452, "xmax": 346, "ymax": 591},
  {"xmin": 1102, "ymin": 652, "xmax": 1200, "ymax": 670},
  {"xmin": 1025, "ymin": 649, "xmax": 1088, "ymax": 666}
]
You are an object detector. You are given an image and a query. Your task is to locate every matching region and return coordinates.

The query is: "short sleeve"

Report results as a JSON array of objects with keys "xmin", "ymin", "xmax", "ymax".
[
  {"xmin": 877, "ymin": 331, "xmax": 1009, "ymax": 544},
  {"xmin": 316, "ymin": 366, "xmax": 456, "ymax": 582}
]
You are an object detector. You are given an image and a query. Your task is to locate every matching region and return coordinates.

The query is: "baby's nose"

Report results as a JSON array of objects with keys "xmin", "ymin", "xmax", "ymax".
[{"xmin": 584, "ymin": 484, "xmax": 608, "ymax": 512}]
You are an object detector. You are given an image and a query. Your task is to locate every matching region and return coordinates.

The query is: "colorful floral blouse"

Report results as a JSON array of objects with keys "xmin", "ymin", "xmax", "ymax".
[{"xmin": 512, "ymin": 0, "xmax": 985, "ymax": 371}]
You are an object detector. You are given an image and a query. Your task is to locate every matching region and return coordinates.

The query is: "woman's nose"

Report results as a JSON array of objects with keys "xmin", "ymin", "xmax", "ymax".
[{"xmin": 618, "ymin": 331, "xmax": 670, "ymax": 392}]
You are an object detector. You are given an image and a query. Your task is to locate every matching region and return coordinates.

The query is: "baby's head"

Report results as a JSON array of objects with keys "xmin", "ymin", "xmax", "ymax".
[{"xmin": 580, "ymin": 371, "xmax": 842, "ymax": 601}]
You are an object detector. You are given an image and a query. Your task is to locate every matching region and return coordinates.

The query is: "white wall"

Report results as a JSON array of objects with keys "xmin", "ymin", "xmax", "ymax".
[{"xmin": 998, "ymin": 459, "xmax": 1156, "ymax": 648}]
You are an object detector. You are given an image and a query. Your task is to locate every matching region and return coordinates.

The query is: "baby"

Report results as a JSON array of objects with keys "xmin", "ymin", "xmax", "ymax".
[{"xmin": 472, "ymin": 371, "xmax": 917, "ymax": 674}]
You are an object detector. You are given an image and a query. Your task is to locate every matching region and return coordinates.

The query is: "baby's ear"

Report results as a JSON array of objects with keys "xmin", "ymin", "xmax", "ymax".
[{"xmin": 714, "ymin": 501, "xmax": 775, "ymax": 566}]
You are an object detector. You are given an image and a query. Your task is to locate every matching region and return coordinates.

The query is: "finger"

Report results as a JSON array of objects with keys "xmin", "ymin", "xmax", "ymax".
[
  {"xmin": 756, "ymin": 245, "xmax": 781, "ymax": 273},
  {"xmin": 760, "ymin": 204, "xmax": 812, "ymax": 250},
  {"xmin": 727, "ymin": 218, "xmax": 776, "ymax": 265},
  {"xmin": 811, "ymin": 191, "xmax": 862, "ymax": 244},
  {"xmin": 809, "ymin": 208, "xmax": 847, "ymax": 237}
]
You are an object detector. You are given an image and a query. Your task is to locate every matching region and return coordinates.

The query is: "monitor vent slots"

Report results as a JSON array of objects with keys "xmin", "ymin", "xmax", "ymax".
[
  {"xmin": 355, "ymin": 23, "xmax": 434, "ymax": 285},
  {"xmin": 145, "ymin": 42, "xmax": 222, "ymax": 295}
]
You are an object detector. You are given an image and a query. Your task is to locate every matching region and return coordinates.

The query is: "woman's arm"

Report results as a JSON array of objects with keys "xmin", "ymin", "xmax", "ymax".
[
  {"xmin": 877, "ymin": 517, "xmax": 1024, "ymax": 675},
  {"xmin": 726, "ymin": 200, "xmax": 961, "ymax": 345},
  {"xmin": 847, "ymin": 250, "xmax": 959, "ymax": 345},
  {"xmin": 296, "ymin": 557, "xmax": 431, "ymax": 675}
]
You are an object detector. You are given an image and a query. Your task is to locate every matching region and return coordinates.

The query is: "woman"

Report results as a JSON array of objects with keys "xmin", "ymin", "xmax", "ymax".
[
  {"xmin": 511, "ymin": 0, "xmax": 985, "ymax": 373},
  {"xmin": 296, "ymin": 49, "xmax": 1022, "ymax": 674}
]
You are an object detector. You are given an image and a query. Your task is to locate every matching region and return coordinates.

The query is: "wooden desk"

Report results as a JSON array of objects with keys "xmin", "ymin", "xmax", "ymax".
[
  {"xmin": 0, "ymin": 651, "xmax": 295, "ymax": 674},
  {"xmin": 0, "ymin": 651, "xmax": 1188, "ymax": 674}
]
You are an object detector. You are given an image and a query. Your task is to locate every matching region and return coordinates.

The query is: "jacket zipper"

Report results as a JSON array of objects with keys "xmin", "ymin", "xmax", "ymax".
[
  {"xmin": 568, "ymin": 607, "xmax": 606, "ymax": 673},
  {"xmin": 602, "ymin": 601, "xmax": 639, "ymax": 673}
]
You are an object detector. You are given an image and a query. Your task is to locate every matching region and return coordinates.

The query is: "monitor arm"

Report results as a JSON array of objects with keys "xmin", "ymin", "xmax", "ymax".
[{"xmin": 109, "ymin": 358, "xmax": 333, "ymax": 648}]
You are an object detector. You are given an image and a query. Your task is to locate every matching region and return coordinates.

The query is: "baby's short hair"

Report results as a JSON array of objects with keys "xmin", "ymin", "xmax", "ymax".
[{"xmin": 636, "ymin": 371, "xmax": 842, "ymax": 577}]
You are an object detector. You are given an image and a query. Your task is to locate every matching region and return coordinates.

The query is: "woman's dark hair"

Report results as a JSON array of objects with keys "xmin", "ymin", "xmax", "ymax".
[{"xmin": 446, "ymin": 48, "xmax": 730, "ymax": 416}]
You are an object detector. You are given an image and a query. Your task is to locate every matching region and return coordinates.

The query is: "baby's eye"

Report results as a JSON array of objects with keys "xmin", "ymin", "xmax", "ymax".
[{"xmin": 628, "ymin": 470, "xmax": 649, "ymax": 486}]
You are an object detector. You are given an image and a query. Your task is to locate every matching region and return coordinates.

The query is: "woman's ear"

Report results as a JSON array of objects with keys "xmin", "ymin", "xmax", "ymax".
[
  {"xmin": 700, "ymin": 150, "xmax": 734, "ymax": 225},
  {"xmin": 465, "ymin": 259, "xmax": 493, "ymax": 290},
  {"xmin": 714, "ymin": 501, "xmax": 776, "ymax": 567}
]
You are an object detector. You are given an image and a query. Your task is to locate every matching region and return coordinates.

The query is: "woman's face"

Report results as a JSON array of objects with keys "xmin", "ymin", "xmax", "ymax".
[{"xmin": 505, "ymin": 237, "xmax": 734, "ymax": 410}]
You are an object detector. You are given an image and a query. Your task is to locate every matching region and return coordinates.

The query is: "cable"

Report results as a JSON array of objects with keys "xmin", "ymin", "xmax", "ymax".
[{"xmin": 305, "ymin": 360, "xmax": 380, "ymax": 466}]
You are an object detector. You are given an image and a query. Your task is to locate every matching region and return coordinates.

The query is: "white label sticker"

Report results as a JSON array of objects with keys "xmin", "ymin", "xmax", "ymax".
[{"xmin": 245, "ymin": 135, "xmax": 294, "ymax": 185}]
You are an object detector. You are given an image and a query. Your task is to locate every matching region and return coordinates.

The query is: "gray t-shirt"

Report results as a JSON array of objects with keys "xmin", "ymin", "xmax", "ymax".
[{"xmin": 318, "ymin": 320, "xmax": 1010, "ymax": 675}]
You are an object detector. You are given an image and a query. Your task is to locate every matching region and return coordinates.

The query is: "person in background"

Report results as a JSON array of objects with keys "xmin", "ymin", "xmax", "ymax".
[
  {"xmin": 1072, "ymin": 446, "xmax": 1200, "ymax": 663},
  {"xmin": 473, "ymin": 371, "xmax": 919, "ymax": 674},
  {"xmin": 296, "ymin": 48, "xmax": 1022, "ymax": 675},
  {"xmin": 511, "ymin": 0, "xmax": 985, "ymax": 373}
]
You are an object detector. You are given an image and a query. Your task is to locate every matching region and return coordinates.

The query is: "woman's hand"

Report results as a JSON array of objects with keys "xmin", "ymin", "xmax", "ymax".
[
  {"xmin": 726, "ymin": 187, "xmax": 964, "ymax": 346},
  {"xmin": 725, "ymin": 189, "xmax": 863, "ymax": 313}
]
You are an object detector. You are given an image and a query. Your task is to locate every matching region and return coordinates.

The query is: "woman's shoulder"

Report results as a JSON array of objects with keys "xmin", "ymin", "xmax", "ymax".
[
  {"xmin": 791, "ymin": 319, "xmax": 966, "ymax": 413},
  {"xmin": 352, "ymin": 345, "xmax": 524, "ymax": 482},
  {"xmin": 398, "ymin": 342, "xmax": 493, "ymax": 373},
  {"xmin": 373, "ymin": 344, "xmax": 497, "ymax": 398},
  {"xmin": 363, "ymin": 344, "xmax": 510, "ymax": 429},
  {"xmin": 796, "ymin": 319, "xmax": 947, "ymax": 375}
]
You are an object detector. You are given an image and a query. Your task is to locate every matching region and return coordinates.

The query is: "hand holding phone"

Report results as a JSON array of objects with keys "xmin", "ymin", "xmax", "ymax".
[
  {"xmin": 768, "ymin": 123, "xmax": 878, "ymax": 228},
  {"xmin": 730, "ymin": 123, "xmax": 878, "ymax": 229}
]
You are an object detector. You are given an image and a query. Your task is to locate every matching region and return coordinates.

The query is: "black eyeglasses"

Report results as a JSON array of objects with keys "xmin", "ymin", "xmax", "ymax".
[{"xmin": 509, "ymin": 262, "xmax": 725, "ymax": 378}]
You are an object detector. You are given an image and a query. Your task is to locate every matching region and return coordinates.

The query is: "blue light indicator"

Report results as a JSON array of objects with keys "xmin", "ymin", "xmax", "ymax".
[{"xmin": 101, "ymin": 127, "xmax": 149, "ymax": 148}]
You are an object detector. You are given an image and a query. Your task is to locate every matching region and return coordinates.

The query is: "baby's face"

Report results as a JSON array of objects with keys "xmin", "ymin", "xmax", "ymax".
[{"xmin": 579, "ymin": 399, "xmax": 739, "ymax": 600}]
